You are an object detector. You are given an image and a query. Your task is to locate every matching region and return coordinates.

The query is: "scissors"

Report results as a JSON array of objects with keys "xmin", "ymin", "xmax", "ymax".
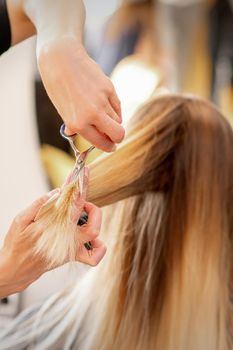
[
  {"xmin": 60, "ymin": 124, "xmax": 95, "ymax": 251},
  {"xmin": 60, "ymin": 124, "xmax": 95, "ymax": 194}
]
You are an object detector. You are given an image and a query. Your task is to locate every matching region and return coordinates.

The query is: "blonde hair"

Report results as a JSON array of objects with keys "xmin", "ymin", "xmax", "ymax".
[
  {"xmin": 87, "ymin": 94, "xmax": 233, "ymax": 350},
  {"xmin": 1, "ymin": 94, "xmax": 233, "ymax": 350},
  {"xmin": 33, "ymin": 179, "xmax": 81, "ymax": 268}
]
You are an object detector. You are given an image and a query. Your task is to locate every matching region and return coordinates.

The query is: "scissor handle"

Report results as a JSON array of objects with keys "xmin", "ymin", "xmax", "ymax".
[
  {"xmin": 60, "ymin": 123, "xmax": 95, "ymax": 158},
  {"xmin": 60, "ymin": 123, "xmax": 77, "ymax": 140}
]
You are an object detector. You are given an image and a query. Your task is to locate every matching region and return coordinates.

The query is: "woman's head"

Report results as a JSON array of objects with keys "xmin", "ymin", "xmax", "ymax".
[
  {"xmin": 90, "ymin": 94, "xmax": 233, "ymax": 210},
  {"xmin": 1, "ymin": 94, "xmax": 233, "ymax": 350},
  {"xmin": 88, "ymin": 94, "xmax": 233, "ymax": 350}
]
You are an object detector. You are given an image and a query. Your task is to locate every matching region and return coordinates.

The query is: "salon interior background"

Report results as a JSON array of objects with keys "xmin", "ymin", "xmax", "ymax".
[{"xmin": 0, "ymin": 0, "xmax": 232, "ymax": 323}]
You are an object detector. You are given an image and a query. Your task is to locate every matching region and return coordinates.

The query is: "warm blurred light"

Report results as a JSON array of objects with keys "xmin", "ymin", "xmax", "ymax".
[{"xmin": 111, "ymin": 56, "xmax": 161, "ymax": 127}]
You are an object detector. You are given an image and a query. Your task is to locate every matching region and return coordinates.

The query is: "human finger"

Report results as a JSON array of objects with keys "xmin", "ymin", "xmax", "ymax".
[
  {"xmin": 78, "ymin": 202, "xmax": 102, "ymax": 242},
  {"xmin": 95, "ymin": 114, "xmax": 125, "ymax": 144},
  {"xmin": 64, "ymin": 126, "xmax": 77, "ymax": 137},
  {"xmin": 109, "ymin": 90, "xmax": 122, "ymax": 122},
  {"xmin": 76, "ymin": 238, "xmax": 107, "ymax": 266},
  {"xmin": 106, "ymin": 103, "xmax": 122, "ymax": 124},
  {"xmin": 13, "ymin": 189, "xmax": 60, "ymax": 231},
  {"xmin": 81, "ymin": 125, "xmax": 116, "ymax": 152}
]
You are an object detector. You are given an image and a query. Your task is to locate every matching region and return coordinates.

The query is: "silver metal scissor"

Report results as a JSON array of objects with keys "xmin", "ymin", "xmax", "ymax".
[
  {"xmin": 60, "ymin": 123, "xmax": 95, "ymax": 251},
  {"xmin": 60, "ymin": 123, "xmax": 95, "ymax": 194}
]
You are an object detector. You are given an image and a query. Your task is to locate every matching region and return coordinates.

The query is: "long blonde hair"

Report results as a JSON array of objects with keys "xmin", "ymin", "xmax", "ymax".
[
  {"xmin": 87, "ymin": 94, "xmax": 233, "ymax": 350},
  {"xmin": 1, "ymin": 94, "xmax": 233, "ymax": 350}
]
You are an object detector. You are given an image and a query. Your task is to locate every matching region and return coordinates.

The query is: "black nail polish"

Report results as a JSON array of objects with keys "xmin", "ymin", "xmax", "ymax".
[{"xmin": 78, "ymin": 212, "xmax": 93, "ymax": 251}]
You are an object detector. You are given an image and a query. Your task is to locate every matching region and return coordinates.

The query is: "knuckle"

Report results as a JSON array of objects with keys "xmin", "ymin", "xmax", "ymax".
[
  {"xmin": 68, "ymin": 116, "xmax": 88, "ymax": 132},
  {"xmin": 99, "ymin": 95, "xmax": 108, "ymax": 109},
  {"xmin": 65, "ymin": 120, "xmax": 76, "ymax": 132},
  {"xmin": 73, "ymin": 122, "xmax": 84, "ymax": 132},
  {"xmin": 90, "ymin": 229, "xmax": 99, "ymax": 240},
  {"xmin": 112, "ymin": 112, "xmax": 120, "ymax": 123},
  {"xmin": 116, "ymin": 100, "xmax": 121, "ymax": 112},
  {"xmin": 13, "ymin": 213, "xmax": 24, "ymax": 227},
  {"xmin": 115, "ymin": 127, "xmax": 125, "ymax": 143},
  {"xmin": 112, "ymin": 95, "xmax": 120, "ymax": 106},
  {"xmin": 87, "ymin": 105, "xmax": 100, "ymax": 121},
  {"xmin": 92, "ymin": 109, "xmax": 102, "ymax": 122},
  {"xmin": 105, "ymin": 81, "xmax": 114, "ymax": 95}
]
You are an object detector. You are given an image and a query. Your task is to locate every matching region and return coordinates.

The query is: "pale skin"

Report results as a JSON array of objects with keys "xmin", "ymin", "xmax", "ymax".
[
  {"xmin": 0, "ymin": 0, "xmax": 116, "ymax": 296},
  {"xmin": 0, "ymin": 170, "xmax": 106, "ymax": 298},
  {"xmin": 6, "ymin": 0, "xmax": 125, "ymax": 151}
]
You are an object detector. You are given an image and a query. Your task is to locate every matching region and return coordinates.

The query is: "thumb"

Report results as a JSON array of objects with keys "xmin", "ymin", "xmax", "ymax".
[
  {"xmin": 64, "ymin": 126, "xmax": 76, "ymax": 136},
  {"xmin": 14, "ymin": 189, "xmax": 60, "ymax": 231}
]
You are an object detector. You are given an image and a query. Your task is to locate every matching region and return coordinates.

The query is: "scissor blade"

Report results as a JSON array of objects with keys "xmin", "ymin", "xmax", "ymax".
[{"xmin": 78, "ymin": 166, "xmax": 85, "ymax": 195}]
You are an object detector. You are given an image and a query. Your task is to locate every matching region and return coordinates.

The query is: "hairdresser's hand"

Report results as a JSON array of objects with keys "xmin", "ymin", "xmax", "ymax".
[
  {"xmin": 0, "ymin": 190, "xmax": 59, "ymax": 298},
  {"xmin": 75, "ymin": 202, "xmax": 106, "ymax": 267},
  {"xmin": 38, "ymin": 38, "xmax": 124, "ymax": 152},
  {"xmin": 0, "ymin": 190, "xmax": 105, "ymax": 298},
  {"xmin": 68, "ymin": 167, "xmax": 106, "ymax": 267},
  {"xmin": 6, "ymin": 1, "xmax": 124, "ymax": 151}
]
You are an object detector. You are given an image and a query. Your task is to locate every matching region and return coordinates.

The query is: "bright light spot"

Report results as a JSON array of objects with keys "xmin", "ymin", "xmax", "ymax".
[{"xmin": 111, "ymin": 57, "xmax": 161, "ymax": 127}]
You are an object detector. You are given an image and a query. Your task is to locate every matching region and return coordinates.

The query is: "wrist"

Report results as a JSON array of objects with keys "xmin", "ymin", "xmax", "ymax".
[
  {"xmin": 37, "ymin": 35, "xmax": 84, "ymax": 58},
  {"xmin": 0, "ymin": 246, "xmax": 43, "ymax": 297},
  {"xmin": 37, "ymin": 36, "xmax": 88, "ymax": 77}
]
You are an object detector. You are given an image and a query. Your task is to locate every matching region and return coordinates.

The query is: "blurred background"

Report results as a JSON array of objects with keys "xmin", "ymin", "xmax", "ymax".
[{"xmin": 0, "ymin": 0, "xmax": 232, "ymax": 324}]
